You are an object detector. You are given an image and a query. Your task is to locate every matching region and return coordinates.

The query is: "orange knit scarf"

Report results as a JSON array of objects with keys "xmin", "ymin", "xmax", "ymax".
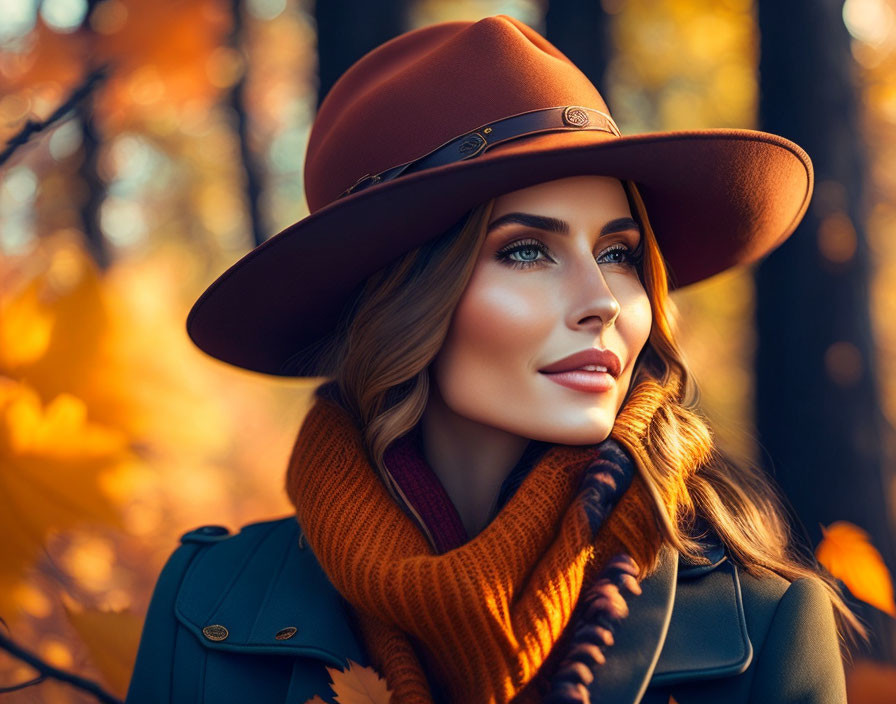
[{"xmin": 285, "ymin": 396, "xmax": 664, "ymax": 704}]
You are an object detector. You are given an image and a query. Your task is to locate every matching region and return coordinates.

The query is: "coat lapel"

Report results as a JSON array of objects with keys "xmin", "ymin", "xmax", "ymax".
[{"xmin": 588, "ymin": 541, "xmax": 679, "ymax": 703}]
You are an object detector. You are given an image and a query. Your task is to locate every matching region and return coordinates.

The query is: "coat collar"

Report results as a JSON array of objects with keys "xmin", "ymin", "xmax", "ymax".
[
  {"xmin": 594, "ymin": 530, "xmax": 753, "ymax": 702},
  {"xmin": 593, "ymin": 541, "xmax": 679, "ymax": 702},
  {"xmin": 177, "ymin": 517, "xmax": 752, "ymax": 703}
]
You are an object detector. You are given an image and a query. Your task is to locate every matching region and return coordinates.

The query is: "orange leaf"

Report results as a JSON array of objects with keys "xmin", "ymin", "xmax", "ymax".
[
  {"xmin": 324, "ymin": 659, "xmax": 393, "ymax": 704},
  {"xmin": 846, "ymin": 658, "xmax": 896, "ymax": 704},
  {"xmin": 816, "ymin": 521, "xmax": 896, "ymax": 617},
  {"xmin": 63, "ymin": 603, "xmax": 143, "ymax": 698}
]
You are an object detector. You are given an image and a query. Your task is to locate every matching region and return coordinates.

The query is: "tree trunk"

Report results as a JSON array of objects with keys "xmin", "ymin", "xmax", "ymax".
[
  {"xmin": 313, "ymin": 0, "xmax": 410, "ymax": 109},
  {"xmin": 77, "ymin": 2, "xmax": 109, "ymax": 270},
  {"xmin": 755, "ymin": 0, "xmax": 895, "ymax": 661},
  {"xmin": 545, "ymin": 0, "xmax": 612, "ymax": 100},
  {"xmin": 229, "ymin": 0, "xmax": 267, "ymax": 248}
]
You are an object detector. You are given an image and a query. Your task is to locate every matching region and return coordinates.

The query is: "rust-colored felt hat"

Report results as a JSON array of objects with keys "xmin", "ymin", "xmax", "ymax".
[{"xmin": 187, "ymin": 14, "xmax": 813, "ymax": 377}]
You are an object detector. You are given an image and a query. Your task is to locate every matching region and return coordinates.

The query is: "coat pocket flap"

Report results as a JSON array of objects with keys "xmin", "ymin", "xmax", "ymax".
[
  {"xmin": 650, "ymin": 558, "xmax": 753, "ymax": 685},
  {"xmin": 174, "ymin": 516, "xmax": 368, "ymax": 670}
]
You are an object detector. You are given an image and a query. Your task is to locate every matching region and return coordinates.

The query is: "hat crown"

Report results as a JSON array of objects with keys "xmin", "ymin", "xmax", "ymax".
[
  {"xmin": 304, "ymin": 15, "xmax": 613, "ymax": 212},
  {"xmin": 187, "ymin": 11, "xmax": 813, "ymax": 376}
]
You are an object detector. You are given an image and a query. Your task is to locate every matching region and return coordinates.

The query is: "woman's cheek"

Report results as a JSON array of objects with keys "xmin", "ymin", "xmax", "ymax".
[
  {"xmin": 624, "ymin": 293, "xmax": 653, "ymax": 340},
  {"xmin": 452, "ymin": 277, "xmax": 552, "ymax": 358}
]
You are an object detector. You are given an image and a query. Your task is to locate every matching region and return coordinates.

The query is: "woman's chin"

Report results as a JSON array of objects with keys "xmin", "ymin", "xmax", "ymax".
[{"xmin": 522, "ymin": 417, "xmax": 615, "ymax": 447}]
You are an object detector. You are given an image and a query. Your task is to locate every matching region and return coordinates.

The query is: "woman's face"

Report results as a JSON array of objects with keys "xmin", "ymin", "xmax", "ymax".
[{"xmin": 429, "ymin": 175, "xmax": 653, "ymax": 445}]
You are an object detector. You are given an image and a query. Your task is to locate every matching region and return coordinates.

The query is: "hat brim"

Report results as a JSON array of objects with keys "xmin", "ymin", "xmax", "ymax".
[{"xmin": 186, "ymin": 127, "xmax": 812, "ymax": 376}]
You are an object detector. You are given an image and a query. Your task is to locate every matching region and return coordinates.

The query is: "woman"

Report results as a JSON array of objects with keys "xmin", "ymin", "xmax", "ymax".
[{"xmin": 126, "ymin": 14, "xmax": 866, "ymax": 704}]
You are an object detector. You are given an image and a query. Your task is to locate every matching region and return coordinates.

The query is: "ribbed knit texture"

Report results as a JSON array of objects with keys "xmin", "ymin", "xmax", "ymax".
[{"xmin": 285, "ymin": 397, "xmax": 664, "ymax": 704}]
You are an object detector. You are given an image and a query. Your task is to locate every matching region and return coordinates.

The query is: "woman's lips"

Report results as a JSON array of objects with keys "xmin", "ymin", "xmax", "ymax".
[{"xmin": 540, "ymin": 369, "xmax": 615, "ymax": 393}]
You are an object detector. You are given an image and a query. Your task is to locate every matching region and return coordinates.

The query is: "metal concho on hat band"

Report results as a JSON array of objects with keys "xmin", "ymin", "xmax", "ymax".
[{"xmin": 338, "ymin": 105, "xmax": 621, "ymax": 199}]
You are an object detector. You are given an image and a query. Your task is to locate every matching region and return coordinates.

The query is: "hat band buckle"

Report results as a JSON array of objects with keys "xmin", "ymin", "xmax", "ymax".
[{"xmin": 339, "ymin": 105, "xmax": 621, "ymax": 199}]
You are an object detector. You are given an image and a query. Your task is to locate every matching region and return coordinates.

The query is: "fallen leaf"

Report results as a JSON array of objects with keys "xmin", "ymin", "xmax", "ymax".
[
  {"xmin": 816, "ymin": 521, "xmax": 896, "ymax": 616},
  {"xmin": 324, "ymin": 659, "xmax": 393, "ymax": 704}
]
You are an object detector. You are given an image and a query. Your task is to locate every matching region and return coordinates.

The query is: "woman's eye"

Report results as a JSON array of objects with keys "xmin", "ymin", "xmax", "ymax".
[
  {"xmin": 495, "ymin": 239, "xmax": 640, "ymax": 269},
  {"xmin": 599, "ymin": 243, "xmax": 636, "ymax": 265},
  {"xmin": 495, "ymin": 239, "xmax": 550, "ymax": 269}
]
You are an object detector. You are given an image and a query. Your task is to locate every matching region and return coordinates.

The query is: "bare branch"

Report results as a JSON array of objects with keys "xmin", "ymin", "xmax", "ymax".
[
  {"xmin": 0, "ymin": 65, "xmax": 110, "ymax": 168},
  {"xmin": 0, "ymin": 673, "xmax": 47, "ymax": 693},
  {"xmin": 0, "ymin": 628, "xmax": 123, "ymax": 704}
]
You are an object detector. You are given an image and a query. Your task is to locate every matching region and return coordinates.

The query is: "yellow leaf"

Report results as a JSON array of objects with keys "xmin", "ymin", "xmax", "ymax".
[
  {"xmin": 0, "ymin": 276, "xmax": 55, "ymax": 370},
  {"xmin": 2, "ymin": 382, "xmax": 126, "ymax": 458},
  {"xmin": 816, "ymin": 521, "xmax": 896, "ymax": 616},
  {"xmin": 0, "ymin": 240, "xmax": 109, "ymax": 401},
  {"xmin": 0, "ymin": 378, "xmax": 127, "ymax": 618},
  {"xmin": 63, "ymin": 603, "xmax": 143, "ymax": 698},
  {"xmin": 324, "ymin": 659, "xmax": 393, "ymax": 704}
]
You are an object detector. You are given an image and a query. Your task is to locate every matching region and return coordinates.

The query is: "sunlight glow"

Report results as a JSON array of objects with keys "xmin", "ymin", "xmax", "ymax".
[
  {"xmin": 843, "ymin": 0, "xmax": 895, "ymax": 46},
  {"xmin": 40, "ymin": 0, "xmax": 88, "ymax": 33}
]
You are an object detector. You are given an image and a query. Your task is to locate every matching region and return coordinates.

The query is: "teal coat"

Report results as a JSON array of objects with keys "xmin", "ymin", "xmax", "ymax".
[{"xmin": 124, "ymin": 516, "xmax": 847, "ymax": 703}]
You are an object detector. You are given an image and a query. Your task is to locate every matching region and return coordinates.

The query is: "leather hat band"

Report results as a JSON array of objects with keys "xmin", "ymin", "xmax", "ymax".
[{"xmin": 338, "ymin": 105, "xmax": 621, "ymax": 199}]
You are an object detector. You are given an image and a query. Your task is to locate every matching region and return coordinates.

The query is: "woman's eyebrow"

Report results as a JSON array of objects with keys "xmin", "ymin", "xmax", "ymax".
[{"xmin": 486, "ymin": 212, "xmax": 641, "ymax": 236}]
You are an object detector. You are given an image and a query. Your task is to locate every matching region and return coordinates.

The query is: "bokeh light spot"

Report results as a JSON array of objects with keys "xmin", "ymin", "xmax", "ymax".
[
  {"xmin": 64, "ymin": 534, "xmax": 115, "ymax": 591},
  {"xmin": 818, "ymin": 212, "xmax": 858, "ymax": 263},
  {"xmin": 13, "ymin": 582, "xmax": 52, "ymax": 618},
  {"xmin": 100, "ymin": 196, "xmax": 147, "ymax": 247},
  {"xmin": 40, "ymin": 638, "xmax": 74, "ymax": 668},
  {"xmin": 40, "ymin": 0, "xmax": 88, "ymax": 33},
  {"xmin": 0, "ymin": 0, "xmax": 38, "ymax": 41},
  {"xmin": 825, "ymin": 341, "xmax": 863, "ymax": 387},
  {"xmin": 843, "ymin": 0, "xmax": 894, "ymax": 46},
  {"xmin": 0, "ymin": 92, "xmax": 31, "ymax": 123},
  {"xmin": 248, "ymin": 0, "xmax": 287, "ymax": 20},
  {"xmin": 206, "ymin": 46, "xmax": 246, "ymax": 88},
  {"xmin": 49, "ymin": 119, "xmax": 83, "ymax": 161},
  {"xmin": 128, "ymin": 66, "xmax": 165, "ymax": 106},
  {"xmin": 3, "ymin": 165, "xmax": 38, "ymax": 203}
]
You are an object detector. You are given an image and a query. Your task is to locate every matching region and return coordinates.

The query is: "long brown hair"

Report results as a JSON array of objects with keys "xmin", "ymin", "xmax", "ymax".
[{"xmin": 310, "ymin": 178, "xmax": 868, "ymax": 658}]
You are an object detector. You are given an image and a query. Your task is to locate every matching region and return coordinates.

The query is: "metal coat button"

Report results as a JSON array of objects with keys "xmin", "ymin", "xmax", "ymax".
[
  {"xmin": 202, "ymin": 624, "xmax": 229, "ymax": 641},
  {"xmin": 275, "ymin": 626, "xmax": 298, "ymax": 641},
  {"xmin": 197, "ymin": 525, "xmax": 228, "ymax": 535}
]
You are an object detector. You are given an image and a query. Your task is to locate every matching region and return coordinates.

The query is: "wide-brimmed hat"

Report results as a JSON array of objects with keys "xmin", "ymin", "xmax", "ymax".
[{"xmin": 186, "ymin": 14, "xmax": 813, "ymax": 377}]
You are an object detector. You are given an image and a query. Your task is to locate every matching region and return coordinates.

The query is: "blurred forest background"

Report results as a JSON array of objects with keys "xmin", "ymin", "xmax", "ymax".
[{"xmin": 2, "ymin": 0, "xmax": 896, "ymax": 701}]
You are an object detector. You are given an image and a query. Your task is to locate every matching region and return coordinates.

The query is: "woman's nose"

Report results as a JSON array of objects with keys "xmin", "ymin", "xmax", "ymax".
[{"xmin": 573, "ymin": 265, "xmax": 621, "ymax": 329}]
